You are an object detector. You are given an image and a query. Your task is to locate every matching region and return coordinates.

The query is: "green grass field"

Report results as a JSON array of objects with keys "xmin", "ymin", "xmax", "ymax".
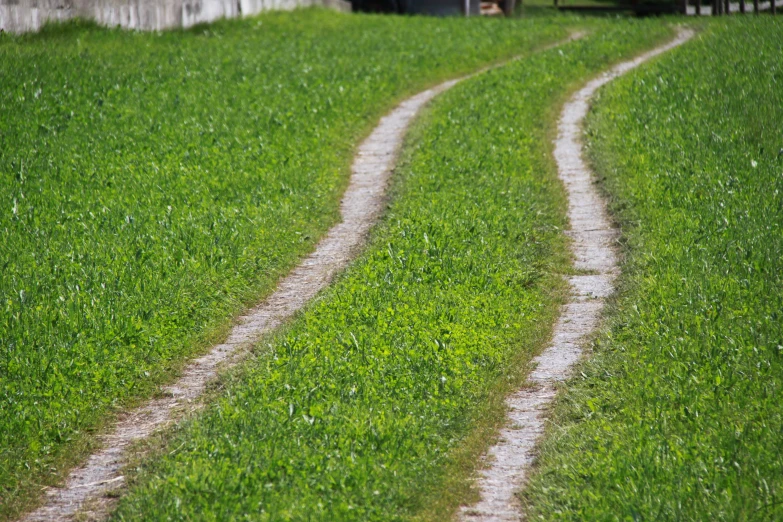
[
  {"xmin": 12, "ymin": 7, "xmax": 778, "ymax": 522},
  {"xmin": 0, "ymin": 10, "xmax": 576, "ymax": 518},
  {"xmin": 524, "ymin": 18, "xmax": 783, "ymax": 520},
  {"xmin": 108, "ymin": 21, "xmax": 674, "ymax": 521}
]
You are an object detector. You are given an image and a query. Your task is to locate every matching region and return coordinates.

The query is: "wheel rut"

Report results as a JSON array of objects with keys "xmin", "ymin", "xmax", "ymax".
[
  {"xmin": 19, "ymin": 35, "xmax": 580, "ymax": 522},
  {"xmin": 460, "ymin": 27, "xmax": 695, "ymax": 522},
  {"xmin": 22, "ymin": 78, "xmax": 459, "ymax": 522}
]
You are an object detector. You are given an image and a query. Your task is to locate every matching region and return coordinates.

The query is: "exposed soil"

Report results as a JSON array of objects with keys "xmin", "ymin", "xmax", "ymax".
[{"xmin": 460, "ymin": 27, "xmax": 695, "ymax": 522}]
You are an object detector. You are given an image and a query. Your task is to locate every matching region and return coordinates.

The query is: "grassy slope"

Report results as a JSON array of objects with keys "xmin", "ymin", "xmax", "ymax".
[
  {"xmin": 0, "ymin": 10, "xmax": 573, "ymax": 517},
  {"xmin": 525, "ymin": 19, "xmax": 783, "ymax": 520},
  {"xmin": 110, "ymin": 21, "xmax": 673, "ymax": 521}
]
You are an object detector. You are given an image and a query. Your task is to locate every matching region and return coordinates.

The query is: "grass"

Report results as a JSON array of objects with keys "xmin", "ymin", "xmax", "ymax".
[
  {"xmin": 0, "ymin": 9, "xmax": 579, "ymax": 518},
  {"xmin": 524, "ymin": 18, "xmax": 783, "ymax": 521},
  {"xmin": 108, "ymin": 20, "xmax": 674, "ymax": 521}
]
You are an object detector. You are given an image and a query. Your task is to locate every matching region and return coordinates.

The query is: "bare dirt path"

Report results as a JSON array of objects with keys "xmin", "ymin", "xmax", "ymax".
[
  {"xmin": 460, "ymin": 27, "xmax": 695, "ymax": 522},
  {"xmin": 19, "ymin": 35, "xmax": 582, "ymax": 522}
]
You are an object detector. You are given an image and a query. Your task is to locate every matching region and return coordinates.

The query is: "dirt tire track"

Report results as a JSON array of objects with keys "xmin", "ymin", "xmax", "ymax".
[
  {"xmin": 18, "ymin": 35, "xmax": 582, "ymax": 522},
  {"xmin": 460, "ymin": 27, "xmax": 695, "ymax": 522},
  {"xmin": 20, "ymin": 79, "xmax": 459, "ymax": 522}
]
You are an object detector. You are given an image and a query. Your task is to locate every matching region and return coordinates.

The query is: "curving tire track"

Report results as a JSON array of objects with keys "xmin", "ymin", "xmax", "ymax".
[
  {"xmin": 18, "ymin": 35, "xmax": 582, "ymax": 522},
  {"xmin": 460, "ymin": 27, "xmax": 695, "ymax": 522},
  {"xmin": 21, "ymin": 78, "xmax": 461, "ymax": 522}
]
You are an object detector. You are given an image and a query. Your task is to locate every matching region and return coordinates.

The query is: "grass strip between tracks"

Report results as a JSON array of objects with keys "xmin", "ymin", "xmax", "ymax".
[
  {"xmin": 524, "ymin": 18, "xmax": 783, "ymax": 521},
  {"xmin": 0, "ymin": 10, "xmax": 577, "ymax": 519},
  {"xmin": 110, "ymin": 21, "xmax": 673, "ymax": 521}
]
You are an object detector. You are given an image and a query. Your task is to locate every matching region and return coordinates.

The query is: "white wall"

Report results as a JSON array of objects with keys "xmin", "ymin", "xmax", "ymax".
[{"xmin": 1, "ymin": 0, "xmax": 349, "ymax": 34}]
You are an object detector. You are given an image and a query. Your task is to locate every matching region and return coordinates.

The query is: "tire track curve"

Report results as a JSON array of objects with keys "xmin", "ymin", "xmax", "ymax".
[
  {"xmin": 19, "ymin": 35, "xmax": 581, "ymax": 522},
  {"xmin": 21, "ymin": 78, "xmax": 460, "ymax": 522},
  {"xmin": 460, "ymin": 27, "xmax": 695, "ymax": 522}
]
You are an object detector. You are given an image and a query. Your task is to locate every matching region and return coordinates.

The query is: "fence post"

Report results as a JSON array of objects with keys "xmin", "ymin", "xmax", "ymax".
[
  {"xmin": 753, "ymin": 0, "xmax": 758, "ymax": 13},
  {"xmin": 696, "ymin": 0, "xmax": 701, "ymax": 15},
  {"xmin": 725, "ymin": 0, "xmax": 730, "ymax": 13},
  {"xmin": 740, "ymin": 0, "xmax": 745, "ymax": 12},
  {"xmin": 772, "ymin": 0, "xmax": 776, "ymax": 14},
  {"xmin": 681, "ymin": 0, "xmax": 688, "ymax": 14}
]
